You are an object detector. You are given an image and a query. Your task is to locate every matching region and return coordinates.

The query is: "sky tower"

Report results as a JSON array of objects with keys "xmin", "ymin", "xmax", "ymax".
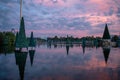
[
  {"xmin": 15, "ymin": 0, "xmax": 28, "ymax": 52},
  {"xmin": 20, "ymin": 0, "xmax": 23, "ymax": 20}
]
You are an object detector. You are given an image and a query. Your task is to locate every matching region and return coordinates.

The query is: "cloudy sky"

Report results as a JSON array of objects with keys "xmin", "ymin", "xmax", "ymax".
[{"xmin": 0, "ymin": 0, "xmax": 120, "ymax": 38}]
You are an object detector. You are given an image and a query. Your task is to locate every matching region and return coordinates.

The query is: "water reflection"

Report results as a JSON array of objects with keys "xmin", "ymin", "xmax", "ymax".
[
  {"xmin": 0, "ymin": 44, "xmax": 120, "ymax": 80},
  {"xmin": 66, "ymin": 44, "xmax": 69, "ymax": 55},
  {"xmin": 82, "ymin": 38, "xmax": 86, "ymax": 54},
  {"xmin": 102, "ymin": 47, "xmax": 111, "ymax": 64},
  {"xmin": 29, "ymin": 50, "xmax": 35, "ymax": 66},
  {"xmin": 15, "ymin": 52, "xmax": 28, "ymax": 80},
  {"xmin": 82, "ymin": 45, "xmax": 85, "ymax": 54},
  {"xmin": 0, "ymin": 45, "xmax": 14, "ymax": 54},
  {"xmin": 15, "ymin": 50, "xmax": 35, "ymax": 80}
]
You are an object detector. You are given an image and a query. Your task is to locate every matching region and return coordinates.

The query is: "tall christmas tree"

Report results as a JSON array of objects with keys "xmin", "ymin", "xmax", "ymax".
[
  {"xmin": 29, "ymin": 32, "xmax": 36, "ymax": 47},
  {"xmin": 102, "ymin": 24, "xmax": 110, "ymax": 39},
  {"xmin": 15, "ymin": 17, "xmax": 28, "ymax": 48}
]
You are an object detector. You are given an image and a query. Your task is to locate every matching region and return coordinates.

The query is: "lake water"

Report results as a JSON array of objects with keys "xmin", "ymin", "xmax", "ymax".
[{"xmin": 0, "ymin": 44, "xmax": 120, "ymax": 80}]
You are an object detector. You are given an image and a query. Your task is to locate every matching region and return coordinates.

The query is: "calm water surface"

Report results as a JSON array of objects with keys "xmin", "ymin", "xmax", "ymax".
[{"xmin": 0, "ymin": 45, "xmax": 120, "ymax": 80}]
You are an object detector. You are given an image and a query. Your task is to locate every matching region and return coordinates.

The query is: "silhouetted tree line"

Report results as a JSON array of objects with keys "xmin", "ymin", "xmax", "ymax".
[
  {"xmin": 47, "ymin": 36, "xmax": 81, "ymax": 43},
  {"xmin": 0, "ymin": 32, "xmax": 15, "ymax": 46},
  {"xmin": 0, "ymin": 32, "xmax": 15, "ymax": 53},
  {"xmin": 47, "ymin": 35, "xmax": 102, "ymax": 44}
]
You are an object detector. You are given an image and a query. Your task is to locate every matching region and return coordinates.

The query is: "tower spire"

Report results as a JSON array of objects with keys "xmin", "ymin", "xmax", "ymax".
[
  {"xmin": 20, "ymin": 0, "xmax": 23, "ymax": 20},
  {"xmin": 15, "ymin": 0, "xmax": 28, "ymax": 52}
]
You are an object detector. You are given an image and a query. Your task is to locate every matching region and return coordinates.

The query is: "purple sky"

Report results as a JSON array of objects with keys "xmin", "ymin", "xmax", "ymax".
[{"xmin": 0, "ymin": 0, "xmax": 120, "ymax": 38}]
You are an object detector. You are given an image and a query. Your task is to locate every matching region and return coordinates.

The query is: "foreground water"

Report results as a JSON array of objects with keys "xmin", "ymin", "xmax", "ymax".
[{"xmin": 0, "ymin": 45, "xmax": 120, "ymax": 80}]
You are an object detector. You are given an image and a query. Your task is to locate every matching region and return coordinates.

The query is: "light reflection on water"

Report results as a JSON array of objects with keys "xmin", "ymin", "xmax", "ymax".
[{"xmin": 0, "ymin": 45, "xmax": 120, "ymax": 80}]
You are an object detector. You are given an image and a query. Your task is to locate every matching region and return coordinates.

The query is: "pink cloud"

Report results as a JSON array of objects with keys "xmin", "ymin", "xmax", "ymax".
[
  {"xmin": 16, "ymin": 0, "xmax": 120, "ymax": 37},
  {"xmin": 86, "ymin": 15, "xmax": 118, "ymax": 26}
]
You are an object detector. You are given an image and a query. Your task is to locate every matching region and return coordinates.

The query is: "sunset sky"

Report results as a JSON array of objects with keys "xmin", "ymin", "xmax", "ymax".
[{"xmin": 0, "ymin": 0, "xmax": 120, "ymax": 38}]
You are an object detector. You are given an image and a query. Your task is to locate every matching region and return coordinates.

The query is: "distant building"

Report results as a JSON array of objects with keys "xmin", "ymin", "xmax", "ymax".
[
  {"xmin": 11, "ymin": 28, "xmax": 16, "ymax": 34},
  {"xmin": 111, "ymin": 35, "xmax": 119, "ymax": 47}
]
